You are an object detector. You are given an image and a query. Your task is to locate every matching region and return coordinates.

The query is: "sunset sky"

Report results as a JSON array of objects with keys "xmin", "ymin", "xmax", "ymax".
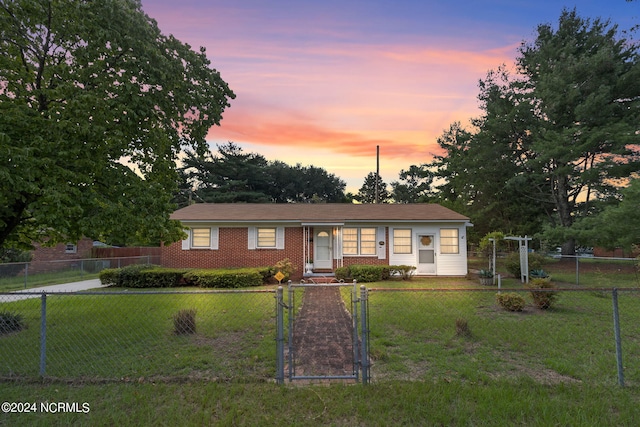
[{"xmin": 140, "ymin": 0, "xmax": 637, "ymax": 192}]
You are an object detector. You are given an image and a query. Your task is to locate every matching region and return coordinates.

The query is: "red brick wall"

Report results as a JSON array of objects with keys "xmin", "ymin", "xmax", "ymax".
[
  {"xmin": 31, "ymin": 238, "xmax": 94, "ymax": 263},
  {"xmin": 162, "ymin": 227, "xmax": 307, "ymax": 279}
]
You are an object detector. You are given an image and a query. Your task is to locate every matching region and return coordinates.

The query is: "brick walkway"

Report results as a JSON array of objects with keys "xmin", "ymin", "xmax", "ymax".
[{"xmin": 290, "ymin": 285, "xmax": 356, "ymax": 378}]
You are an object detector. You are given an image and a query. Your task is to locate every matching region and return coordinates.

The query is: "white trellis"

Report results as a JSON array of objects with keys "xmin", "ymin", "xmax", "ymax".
[{"xmin": 505, "ymin": 236, "xmax": 532, "ymax": 283}]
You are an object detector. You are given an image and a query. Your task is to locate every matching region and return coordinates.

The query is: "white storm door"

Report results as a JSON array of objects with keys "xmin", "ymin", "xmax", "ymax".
[
  {"xmin": 417, "ymin": 234, "xmax": 436, "ymax": 275},
  {"xmin": 314, "ymin": 229, "xmax": 333, "ymax": 269}
]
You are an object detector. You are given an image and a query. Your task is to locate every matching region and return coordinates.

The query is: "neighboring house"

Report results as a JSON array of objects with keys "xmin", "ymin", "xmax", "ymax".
[
  {"xmin": 162, "ymin": 203, "xmax": 472, "ymax": 280},
  {"xmin": 29, "ymin": 237, "xmax": 95, "ymax": 273}
]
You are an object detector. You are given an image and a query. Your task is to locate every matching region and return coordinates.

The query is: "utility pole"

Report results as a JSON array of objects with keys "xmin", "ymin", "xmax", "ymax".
[{"xmin": 375, "ymin": 145, "xmax": 379, "ymax": 204}]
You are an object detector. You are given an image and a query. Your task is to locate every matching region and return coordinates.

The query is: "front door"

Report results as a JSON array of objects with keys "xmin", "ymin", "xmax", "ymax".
[
  {"xmin": 416, "ymin": 234, "xmax": 436, "ymax": 275},
  {"xmin": 313, "ymin": 229, "xmax": 333, "ymax": 269}
]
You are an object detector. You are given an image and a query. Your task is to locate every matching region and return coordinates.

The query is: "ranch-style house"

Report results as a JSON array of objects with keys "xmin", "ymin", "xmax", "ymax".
[{"xmin": 161, "ymin": 203, "xmax": 472, "ymax": 280}]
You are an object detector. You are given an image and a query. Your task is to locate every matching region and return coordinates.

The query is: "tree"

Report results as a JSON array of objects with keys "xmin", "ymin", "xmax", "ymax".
[
  {"xmin": 515, "ymin": 9, "xmax": 640, "ymax": 253},
  {"xmin": 573, "ymin": 177, "xmax": 640, "ymax": 251},
  {"xmin": 178, "ymin": 143, "xmax": 348, "ymax": 203},
  {"xmin": 180, "ymin": 142, "xmax": 272, "ymax": 203},
  {"xmin": 390, "ymin": 165, "xmax": 434, "ymax": 203},
  {"xmin": 0, "ymin": 0, "xmax": 235, "ymax": 248},
  {"xmin": 355, "ymin": 172, "xmax": 390, "ymax": 204},
  {"xmin": 425, "ymin": 10, "xmax": 640, "ymax": 252}
]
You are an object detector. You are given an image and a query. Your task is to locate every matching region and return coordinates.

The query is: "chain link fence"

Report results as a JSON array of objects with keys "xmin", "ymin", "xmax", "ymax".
[
  {"xmin": 2, "ymin": 274, "xmax": 640, "ymax": 386},
  {"xmin": 0, "ymin": 256, "xmax": 161, "ymax": 291},
  {"xmin": 1, "ymin": 290, "xmax": 277, "ymax": 382},
  {"xmin": 367, "ymin": 287, "xmax": 640, "ymax": 386}
]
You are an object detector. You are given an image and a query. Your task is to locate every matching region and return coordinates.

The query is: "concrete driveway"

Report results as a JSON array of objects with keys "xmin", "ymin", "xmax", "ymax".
[{"xmin": 1, "ymin": 279, "xmax": 106, "ymax": 302}]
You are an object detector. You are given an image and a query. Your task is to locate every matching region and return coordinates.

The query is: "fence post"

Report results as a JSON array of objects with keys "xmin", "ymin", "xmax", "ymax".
[
  {"xmin": 24, "ymin": 263, "xmax": 28, "ymax": 289},
  {"xmin": 360, "ymin": 285, "xmax": 369, "ymax": 385},
  {"xmin": 39, "ymin": 293, "xmax": 47, "ymax": 376},
  {"xmin": 612, "ymin": 288, "xmax": 625, "ymax": 387},
  {"xmin": 275, "ymin": 286, "xmax": 285, "ymax": 385},
  {"xmin": 352, "ymin": 280, "xmax": 359, "ymax": 380},
  {"xmin": 575, "ymin": 256, "xmax": 580, "ymax": 286},
  {"xmin": 287, "ymin": 280, "xmax": 294, "ymax": 382}
]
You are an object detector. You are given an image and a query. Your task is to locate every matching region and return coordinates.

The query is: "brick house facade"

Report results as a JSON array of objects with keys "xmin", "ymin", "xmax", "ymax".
[{"xmin": 161, "ymin": 203, "xmax": 472, "ymax": 280}]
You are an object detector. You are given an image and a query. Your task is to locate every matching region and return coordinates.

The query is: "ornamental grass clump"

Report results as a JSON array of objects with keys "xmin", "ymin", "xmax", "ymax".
[
  {"xmin": 455, "ymin": 317, "xmax": 472, "ymax": 337},
  {"xmin": 0, "ymin": 311, "xmax": 25, "ymax": 334},
  {"xmin": 173, "ymin": 309, "xmax": 197, "ymax": 335}
]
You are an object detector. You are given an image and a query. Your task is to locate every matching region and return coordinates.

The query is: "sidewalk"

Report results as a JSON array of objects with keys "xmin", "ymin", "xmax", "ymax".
[{"xmin": 1, "ymin": 279, "xmax": 106, "ymax": 302}]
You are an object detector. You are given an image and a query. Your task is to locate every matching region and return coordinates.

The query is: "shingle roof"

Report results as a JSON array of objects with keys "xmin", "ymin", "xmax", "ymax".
[{"xmin": 171, "ymin": 203, "xmax": 469, "ymax": 223}]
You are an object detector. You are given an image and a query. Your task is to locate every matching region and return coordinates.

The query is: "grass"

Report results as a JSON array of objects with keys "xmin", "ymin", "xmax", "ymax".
[
  {"xmin": 2, "ymin": 265, "xmax": 640, "ymax": 425},
  {"xmin": 0, "ymin": 269, "xmax": 100, "ymax": 291},
  {"xmin": 0, "ymin": 291, "xmax": 276, "ymax": 380},
  {"xmin": 1, "ymin": 381, "xmax": 639, "ymax": 425}
]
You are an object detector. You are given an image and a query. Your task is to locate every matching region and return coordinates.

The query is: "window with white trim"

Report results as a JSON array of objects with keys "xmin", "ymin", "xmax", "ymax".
[
  {"xmin": 342, "ymin": 227, "xmax": 376, "ymax": 256},
  {"xmin": 64, "ymin": 244, "xmax": 77, "ymax": 254},
  {"xmin": 393, "ymin": 229, "xmax": 412, "ymax": 254},
  {"xmin": 257, "ymin": 227, "xmax": 277, "ymax": 248},
  {"xmin": 191, "ymin": 228, "xmax": 211, "ymax": 248},
  {"xmin": 440, "ymin": 228, "xmax": 459, "ymax": 254}
]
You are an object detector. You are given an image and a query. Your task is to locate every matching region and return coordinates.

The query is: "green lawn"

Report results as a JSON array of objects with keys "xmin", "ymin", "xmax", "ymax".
[{"xmin": 2, "ymin": 270, "xmax": 640, "ymax": 425}]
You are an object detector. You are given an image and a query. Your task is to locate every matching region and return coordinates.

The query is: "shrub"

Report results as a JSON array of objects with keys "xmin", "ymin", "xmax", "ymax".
[
  {"xmin": 0, "ymin": 311, "xmax": 25, "ymax": 334},
  {"xmin": 389, "ymin": 265, "xmax": 416, "ymax": 280},
  {"xmin": 184, "ymin": 268, "xmax": 263, "ymax": 288},
  {"xmin": 173, "ymin": 309, "xmax": 196, "ymax": 335},
  {"xmin": 99, "ymin": 268, "xmax": 120, "ymax": 286},
  {"xmin": 496, "ymin": 293, "xmax": 526, "ymax": 312},
  {"xmin": 273, "ymin": 258, "xmax": 296, "ymax": 281},
  {"xmin": 334, "ymin": 266, "xmax": 350, "ymax": 281},
  {"xmin": 505, "ymin": 252, "xmax": 547, "ymax": 278},
  {"xmin": 117, "ymin": 264, "xmax": 157, "ymax": 287},
  {"xmin": 527, "ymin": 278, "xmax": 558, "ymax": 309},
  {"xmin": 137, "ymin": 268, "xmax": 188, "ymax": 288},
  {"xmin": 100, "ymin": 265, "xmax": 188, "ymax": 288},
  {"xmin": 348, "ymin": 265, "xmax": 390, "ymax": 283}
]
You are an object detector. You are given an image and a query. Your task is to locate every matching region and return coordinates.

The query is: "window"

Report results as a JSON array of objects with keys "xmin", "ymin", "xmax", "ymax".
[
  {"xmin": 440, "ymin": 228, "xmax": 459, "ymax": 254},
  {"xmin": 342, "ymin": 227, "xmax": 376, "ymax": 256},
  {"xmin": 393, "ymin": 229, "xmax": 412, "ymax": 254},
  {"xmin": 191, "ymin": 228, "xmax": 211, "ymax": 248},
  {"xmin": 257, "ymin": 228, "xmax": 277, "ymax": 248},
  {"xmin": 64, "ymin": 244, "xmax": 77, "ymax": 254}
]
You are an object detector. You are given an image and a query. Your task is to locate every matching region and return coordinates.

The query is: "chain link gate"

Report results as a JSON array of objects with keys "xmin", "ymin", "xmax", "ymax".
[{"xmin": 275, "ymin": 281, "xmax": 369, "ymax": 384}]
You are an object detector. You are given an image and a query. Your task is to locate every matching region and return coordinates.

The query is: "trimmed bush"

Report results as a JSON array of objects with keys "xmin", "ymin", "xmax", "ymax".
[
  {"xmin": 334, "ymin": 266, "xmax": 350, "ymax": 281},
  {"xmin": 136, "ymin": 268, "xmax": 188, "ymax": 288},
  {"xmin": 527, "ymin": 278, "xmax": 558, "ymax": 309},
  {"xmin": 0, "ymin": 311, "xmax": 25, "ymax": 334},
  {"xmin": 173, "ymin": 309, "xmax": 196, "ymax": 335},
  {"xmin": 99, "ymin": 264, "xmax": 188, "ymax": 288},
  {"xmin": 116, "ymin": 264, "xmax": 156, "ymax": 287},
  {"xmin": 184, "ymin": 268, "xmax": 263, "ymax": 288},
  {"xmin": 348, "ymin": 265, "xmax": 390, "ymax": 283},
  {"xmin": 98, "ymin": 268, "xmax": 120, "ymax": 286},
  {"xmin": 496, "ymin": 293, "xmax": 526, "ymax": 312}
]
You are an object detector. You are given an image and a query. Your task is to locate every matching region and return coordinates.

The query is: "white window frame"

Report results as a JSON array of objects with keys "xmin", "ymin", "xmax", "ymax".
[
  {"xmin": 181, "ymin": 227, "xmax": 219, "ymax": 250},
  {"xmin": 440, "ymin": 228, "xmax": 459, "ymax": 254},
  {"xmin": 393, "ymin": 229, "xmax": 413, "ymax": 254},
  {"xmin": 64, "ymin": 243, "xmax": 77, "ymax": 254},
  {"xmin": 257, "ymin": 227, "xmax": 277, "ymax": 248},
  {"xmin": 248, "ymin": 227, "xmax": 285, "ymax": 250},
  {"xmin": 342, "ymin": 227, "xmax": 377, "ymax": 256}
]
